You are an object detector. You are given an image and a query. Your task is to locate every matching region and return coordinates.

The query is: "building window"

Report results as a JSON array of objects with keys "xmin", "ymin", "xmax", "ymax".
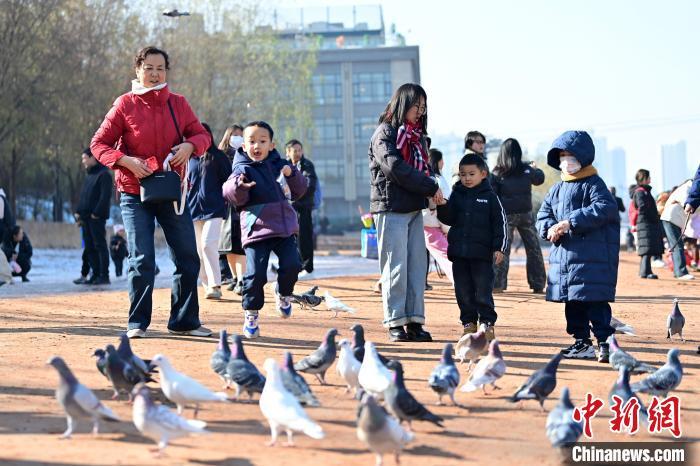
[
  {"xmin": 352, "ymin": 72, "xmax": 391, "ymax": 103},
  {"xmin": 312, "ymin": 74, "xmax": 342, "ymax": 104},
  {"xmin": 313, "ymin": 118, "xmax": 344, "ymax": 145},
  {"xmin": 354, "ymin": 116, "xmax": 376, "ymax": 142}
]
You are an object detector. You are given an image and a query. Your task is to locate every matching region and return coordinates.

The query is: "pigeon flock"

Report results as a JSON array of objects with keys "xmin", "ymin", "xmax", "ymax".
[{"xmin": 45, "ymin": 297, "xmax": 689, "ymax": 462}]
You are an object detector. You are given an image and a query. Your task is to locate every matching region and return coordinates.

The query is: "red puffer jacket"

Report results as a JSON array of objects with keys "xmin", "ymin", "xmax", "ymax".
[{"xmin": 90, "ymin": 85, "xmax": 210, "ymax": 195}]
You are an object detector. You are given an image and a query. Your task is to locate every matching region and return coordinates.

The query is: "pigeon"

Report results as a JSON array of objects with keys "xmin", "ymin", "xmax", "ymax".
[
  {"xmin": 290, "ymin": 285, "xmax": 325, "ymax": 310},
  {"xmin": 610, "ymin": 316, "xmax": 636, "ymax": 336},
  {"xmin": 631, "ymin": 348, "xmax": 683, "ymax": 397},
  {"xmin": 454, "ymin": 324, "xmax": 488, "ymax": 369},
  {"xmin": 384, "ymin": 360, "xmax": 444, "ymax": 429},
  {"xmin": 609, "ymin": 366, "xmax": 648, "ymax": 423},
  {"xmin": 358, "ymin": 342, "xmax": 393, "ymax": 398},
  {"xmin": 337, "ymin": 339, "xmax": 362, "ymax": 396},
  {"xmin": 117, "ymin": 334, "xmax": 155, "ymax": 381},
  {"xmin": 509, "ymin": 352, "xmax": 562, "ymax": 412},
  {"xmin": 149, "ymin": 354, "xmax": 229, "ymax": 417},
  {"xmin": 47, "ymin": 356, "xmax": 120, "ymax": 438},
  {"xmin": 259, "ymin": 358, "xmax": 325, "ymax": 446},
  {"xmin": 350, "ymin": 324, "xmax": 390, "ymax": 365},
  {"xmin": 294, "ymin": 328, "xmax": 338, "ymax": 384},
  {"xmin": 225, "ymin": 334, "xmax": 266, "ymax": 401},
  {"xmin": 357, "ymin": 394, "xmax": 414, "ymax": 466},
  {"xmin": 323, "ymin": 291, "xmax": 356, "ymax": 318},
  {"xmin": 92, "ymin": 349, "xmax": 108, "ymax": 380},
  {"xmin": 104, "ymin": 344, "xmax": 146, "ymax": 401},
  {"xmin": 132, "ymin": 384, "xmax": 208, "ymax": 455},
  {"xmin": 162, "ymin": 9, "xmax": 190, "ymax": 17},
  {"xmin": 545, "ymin": 387, "xmax": 583, "ymax": 448},
  {"xmin": 427, "ymin": 343, "xmax": 460, "ymax": 406},
  {"xmin": 210, "ymin": 329, "xmax": 232, "ymax": 388},
  {"xmin": 280, "ymin": 351, "xmax": 320, "ymax": 407},
  {"xmin": 667, "ymin": 298, "xmax": 685, "ymax": 341},
  {"xmin": 607, "ymin": 335, "xmax": 656, "ymax": 374},
  {"xmin": 460, "ymin": 339, "xmax": 506, "ymax": 394}
]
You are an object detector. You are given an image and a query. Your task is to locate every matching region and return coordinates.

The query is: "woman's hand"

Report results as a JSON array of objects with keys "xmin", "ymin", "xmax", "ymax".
[
  {"xmin": 686, "ymin": 204, "xmax": 696, "ymax": 214},
  {"xmin": 117, "ymin": 155, "xmax": 153, "ymax": 179},
  {"xmin": 432, "ymin": 188, "xmax": 444, "ymax": 205},
  {"xmin": 494, "ymin": 251, "xmax": 504, "ymax": 265},
  {"xmin": 237, "ymin": 175, "xmax": 256, "ymax": 189},
  {"xmin": 169, "ymin": 142, "xmax": 195, "ymax": 167},
  {"xmin": 281, "ymin": 165, "xmax": 292, "ymax": 177}
]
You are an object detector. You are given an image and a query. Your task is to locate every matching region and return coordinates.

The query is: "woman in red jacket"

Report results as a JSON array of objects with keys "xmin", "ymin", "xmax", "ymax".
[{"xmin": 91, "ymin": 46, "xmax": 212, "ymax": 339}]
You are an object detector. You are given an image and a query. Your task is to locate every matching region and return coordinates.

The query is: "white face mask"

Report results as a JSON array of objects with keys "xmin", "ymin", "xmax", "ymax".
[
  {"xmin": 229, "ymin": 135, "xmax": 244, "ymax": 150},
  {"xmin": 559, "ymin": 155, "xmax": 582, "ymax": 175}
]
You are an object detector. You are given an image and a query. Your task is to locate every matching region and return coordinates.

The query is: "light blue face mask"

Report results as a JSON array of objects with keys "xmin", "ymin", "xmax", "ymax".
[
  {"xmin": 559, "ymin": 156, "xmax": 581, "ymax": 174},
  {"xmin": 229, "ymin": 135, "xmax": 244, "ymax": 150}
]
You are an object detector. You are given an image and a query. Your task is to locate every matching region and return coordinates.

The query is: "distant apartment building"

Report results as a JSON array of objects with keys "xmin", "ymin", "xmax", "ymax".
[
  {"xmin": 273, "ymin": 6, "xmax": 420, "ymax": 226},
  {"xmin": 661, "ymin": 140, "xmax": 688, "ymax": 192}
]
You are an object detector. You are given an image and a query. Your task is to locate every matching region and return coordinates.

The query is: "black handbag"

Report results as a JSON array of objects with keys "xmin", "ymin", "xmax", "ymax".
[{"xmin": 138, "ymin": 99, "xmax": 189, "ymax": 214}]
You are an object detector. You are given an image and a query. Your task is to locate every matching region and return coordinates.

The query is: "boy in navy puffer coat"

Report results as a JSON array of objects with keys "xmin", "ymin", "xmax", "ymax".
[
  {"xmin": 536, "ymin": 131, "xmax": 619, "ymax": 363},
  {"xmin": 222, "ymin": 121, "xmax": 307, "ymax": 339}
]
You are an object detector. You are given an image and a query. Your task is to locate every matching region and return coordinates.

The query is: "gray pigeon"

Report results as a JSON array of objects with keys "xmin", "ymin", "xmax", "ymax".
[
  {"xmin": 509, "ymin": 353, "xmax": 562, "ymax": 412},
  {"xmin": 104, "ymin": 344, "xmax": 146, "ymax": 401},
  {"xmin": 210, "ymin": 329, "xmax": 231, "ymax": 388},
  {"xmin": 92, "ymin": 349, "xmax": 108, "ymax": 380},
  {"xmin": 609, "ymin": 366, "xmax": 648, "ymax": 423},
  {"xmin": 385, "ymin": 360, "xmax": 444, "ymax": 429},
  {"xmin": 224, "ymin": 334, "xmax": 266, "ymax": 401},
  {"xmin": 427, "ymin": 343, "xmax": 460, "ymax": 406},
  {"xmin": 294, "ymin": 328, "xmax": 338, "ymax": 384},
  {"xmin": 455, "ymin": 324, "xmax": 488, "ymax": 370},
  {"xmin": 350, "ymin": 324, "xmax": 390, "ymax": 365},
  {"xmin": 667, "ymin": 298, "xmax": 685, "ymax": 341},
  {"xmin": 281, "ymin": 351, "xmax": 320, "ymax": 407},
  {"xmin": 631, "ymin": 348, "xmax": 683, "ymax": 397},
  {"xmin": 610, "ymin": 316, "xmax": 636, "ymax": 336},
  {"xmin": 607, "ymin": 335, "xmax": 656, "ymax": 374},
  {"xmin": 47, "ymin": 356, "xmax": 120, "ymax": 438},
  {"xmin": 357, "ymin": 393, "xmax": 414, "ymax": 466},
  {"xmin": 116, "ymin": 334, "xmax": 155, "ymax": 382},
  {"xmin": 290, "ymin": 285, "xmax": 325, "ymax": 310},
  {"xmin": 545, "ymin": 387, "xmax": 583, "ymax": 448}
]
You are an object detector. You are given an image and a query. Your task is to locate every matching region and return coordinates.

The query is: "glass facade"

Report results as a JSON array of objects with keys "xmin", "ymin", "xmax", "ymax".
[
  {"xmin": 352, "ymin": 72, "xmax": 391, "ymax": 103},
  {"xmin": 312, "ymin": 74, "xmax": 342, "ymax": 104},
  {"xmin": 313, "ymin": 117, "xmax": 344, "ymax": 145}
]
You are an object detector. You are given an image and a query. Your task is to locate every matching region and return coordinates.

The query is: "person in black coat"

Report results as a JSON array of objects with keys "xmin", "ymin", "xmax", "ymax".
[
  {"xmin": 110, "ymin": 225, "xmax": 128, "ymax": 277},
  {"xmin": 2, "ymin": 225, "xmax": 33, "ymax": 281},
  {"xmin": 632, "ymin": 169, "xmax": 664, "ymax": 279},
  {"xmin": 286, "ymin": 139, "xmax": 317, "ymax": 275},
  {"xmin": 75, "ymin": 147, "xmax": 113, "ymax": 285}
]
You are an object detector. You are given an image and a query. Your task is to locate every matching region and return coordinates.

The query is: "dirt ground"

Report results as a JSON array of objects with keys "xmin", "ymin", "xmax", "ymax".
[{"xmin": 0, "ymin": 251, "xmax": 698, "ymax": 466}]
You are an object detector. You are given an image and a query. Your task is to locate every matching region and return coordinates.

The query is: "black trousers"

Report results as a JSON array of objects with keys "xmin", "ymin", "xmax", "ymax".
[
  {"xmin": 13, "ymin": 256, "xmax": 31, "ymax": 279},
  {"xmin": 452, "ymin": 258, "xmax": 497, "ymax": 325},
  {"xmin": 83, "ymin": 218, "xmax": 109, "ymax": 279},
  {"xmin": 80, "ymin": 247, "xmax": 90, "ymax": 277},
  {"xmin": 639, "ymin": 254, "xmax": 652, "ymax": 277},
  {"xmin": 296, "ymin": 207, "xmax": 314, "ymax": 273},
  {"xmin": 564, "ymin": 301, "xmax": 614, "ymax": 343}
]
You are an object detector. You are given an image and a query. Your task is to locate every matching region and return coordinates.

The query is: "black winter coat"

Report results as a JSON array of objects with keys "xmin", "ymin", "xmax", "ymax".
[
  {"xmin": 76, "ymin": 163, "xmax": 112, "ymax": 220},
  {"xmin": 0, "ymin": 191, "xmax": 14, "ymax": 244},
  {"xmin": 368, "ymin": 123, "xmax": 438, "ymax": 214},
  {"xmin": 2, "ymin": 233, "xmax": 32, "ymax": 263},
  {"xmin": 491, "ymin": 163, "xmax": 545, "ymax": 214},
  {"xmin": 436, "ymin": 179, "xmax": 508, "ymax": 261},
  {"xmin": 290, "ymin": 156, "xmax": 318, "ymax": 211},
  {"xmin": 633, "ymin": 185, "xmax": 664, "ymax": 256}
]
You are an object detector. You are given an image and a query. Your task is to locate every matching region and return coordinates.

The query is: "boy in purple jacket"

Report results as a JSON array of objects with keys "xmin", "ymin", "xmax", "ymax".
[{"xmin": 222, "ymin": 121, "xmax": 307, "ymax": 338}]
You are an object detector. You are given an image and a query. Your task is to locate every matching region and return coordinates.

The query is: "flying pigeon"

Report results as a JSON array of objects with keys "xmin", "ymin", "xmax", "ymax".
[
  {"xmin": 162, "ymin": 9, "xmax": 190, "ymax": 17},
  {"xmin": 454, "ymin": 324, "xmax": 488, "ymax": 369},
  {"xmin": 225, "ymin": 334, "xmax": 266, "ymax": 401},
  {"xmin": 92, "ymin": 349, "xmax": 108, "ymax": 380},
  {"xmin": 350, "ymin": 324, "xmax": 390, "ymax": 365},
  {"xmin": 259, "ymin": 358, "xmax": 325, "ymax": 446},
  {"xmin": 384, "ymin": 360, "xmax": 444, "ymax": 429},
  {"xmin": 610, "ymin": 316, "xmax": 636, "ymax": 336},
  {"xmin": 607, "ymin": 335, "xmax": 656, "ymax": 374},
  {"xmin": 427, "ymin": 343, "xmax": 460, "ymax": 406},
  {"xmin": 280, "ymin": 351, "xmax": 320, "ymax": 407},
  {"xmin": 631, "ymin": 348, "xmax": 683, "ymax": 397},
  {"xmin": 104, "ymin": 344, "xmax": 146, "ymax": 401},
  {"xmin": 461, "ymin": 339, "xmax": 506, "ymax": 394},
  {"xmin": 357, "ymin": 394, "xmax": 414, "ymax": 466},
  {"xmin": 132, "ymin": 384, "xmax": 208, "ymax": 455},
  {"xmin": 117, "ymin": 334, "xmax": 155, "ymax": 381},
  {"xmin": 149, "ymin": 354, "xmax": 229, "ymax": 418},
  {"xmin": 290, "ymin": 285, "xmax": 325, "ymax": 310},
  {"xmin": 358, "ymin": 342, "xmax": 393, "ymax": 398},
  {"xmin": 337, "ymin": 338, "xmax": 362, "ymax": 396},
  {"xmin": 667, "ymin": 298, "xmax": 685, "ymax": 341},
  {"xmin": 609, "ymin": 366, "xmax": 648, "ymax": 424},
  {"xmin": 294, "ymin": 328, "xmax": 338, "ymax": 384},
  {"xmin": 323, "ymin": 291, "xmax": 356, "ymax": 318},
  {"xmin": 210, "ymin": 329, "xmax": 232, "ymax": 388},
  {"xmin": 509, "ymin": 353, "xmax": 562, "ymax": 412},
  {"xmin": 47, "ymin": 356, "xmax": 120, "ymax": 438},
  {"xmin": 545, "ymin": 387, "xmax": 583, "ymax": 448}
]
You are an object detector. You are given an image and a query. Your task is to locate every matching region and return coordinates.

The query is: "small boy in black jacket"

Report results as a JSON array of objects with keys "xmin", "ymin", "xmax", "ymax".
[
  {"xmin": 110, "ymin": 225, "xmax": 128, "ymax": 277},
  {"xmin": 437, "ymin": 154, "xmax": 508, "ymax": 339}
]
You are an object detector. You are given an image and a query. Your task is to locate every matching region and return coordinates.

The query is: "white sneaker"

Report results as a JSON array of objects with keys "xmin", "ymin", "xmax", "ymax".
[
  {"xmin": 205, "ymin": 286, "xmax": 222, "ymax": 300},
  {"xmin": 168, "ymin": 326, "xmax": 213, "ymax": 337},
  {"xmin": 275, "ymin": 291, "xmax": 293, "ymax": 319},
  {"xmin": 560, "ymin": 339, "xmax": 596, "ymax": 359},
  {"xmin": 678, "ymin": 274, "xmax": 695, "ymax": 281},
  {"xmin": 298, "ymin": 270, "xmax": 314, "ymax": 279},
  {"xmin": 126, "ymin": 328, "xmax": 147, "ymax": 339},
  {"xmin": 652, "ymin": 259, "xmax": 665, "ymax": 268},
  {"xmin": 243, "ymin": 311, "xmax": 260, "ymax": 339}
]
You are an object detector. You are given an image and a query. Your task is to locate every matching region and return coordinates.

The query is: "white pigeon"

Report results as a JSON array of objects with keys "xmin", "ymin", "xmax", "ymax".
[
  {"xmin": 460, "ymin": 339, "xmax": 507, "ymax": 394},
  {"xmin": 358, "ymin": 342, "xmax": 393, "ymax": 398},
  {"xmin": 454, "ymin": 323, "xmax": 488, "ymax": 370},
  {"xmin": 610, "ymin": 316, "xmax": 636, "ymax": 336},
  {"xmin": 323, "ymin": 291, "xmax": 356, "ymax": 318},
  {"xmin": 132, "ymin": 384, "xmax": 209, "ymax": 455},
  {"xmin": 150, "ymin": 354, "xmax": 229, "ymax": 418},
  {"xmin": 336, "ymin": 338, "xmax": 361, "ymax": 395},
  {"xmin": 259, "ymin": 358, "xmax": 325, "ymax": 446}
]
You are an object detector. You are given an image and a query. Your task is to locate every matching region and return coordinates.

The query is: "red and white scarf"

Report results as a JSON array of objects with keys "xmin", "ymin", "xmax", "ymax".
[{"xmin": 396, "ymin": 122, "xmax": 429, "ymax": 175}]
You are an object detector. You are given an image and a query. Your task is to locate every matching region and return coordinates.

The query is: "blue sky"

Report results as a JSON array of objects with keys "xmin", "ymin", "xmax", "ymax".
[{"xmin": 283, "ymin": 0, "xmax": 700, "ymax": 189}]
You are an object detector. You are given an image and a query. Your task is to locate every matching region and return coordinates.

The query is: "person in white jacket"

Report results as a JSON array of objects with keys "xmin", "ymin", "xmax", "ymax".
[
  {"xmin": 660, "ymin": 179, "xmax": 695, "ymax": 280},
  {"xmin": 422, "ymin": 149, "xmax": 454, "ymax": 284}
]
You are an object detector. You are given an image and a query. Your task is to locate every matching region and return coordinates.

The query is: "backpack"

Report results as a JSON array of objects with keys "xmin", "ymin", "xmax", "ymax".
[{"xmin": 628, "ymin": 186, "xmax": 646, "ymax": 227}]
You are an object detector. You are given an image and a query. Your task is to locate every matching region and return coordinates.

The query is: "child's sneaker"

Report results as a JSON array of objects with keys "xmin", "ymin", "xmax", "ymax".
[
  {"xmin": 462, "ymin": 322, "xmax": 478, "ymax": 335},
  {"xmin": 561, "ymin": 339, "xmax": 596, "ymax": 359},
  {"xmin": 243, "ymin": 310, "xmax": 260, "ymax": 339},
  {"xmin": 275, "ymin": 291, "xmax": 293, "ymax": 319},
  {"xmin": 480, "ymin": 322, "xmax": 496, "ymax": 342},
  {"xmin": 597, "ymin": 342, "xmax": 610, "ymax": 363}
]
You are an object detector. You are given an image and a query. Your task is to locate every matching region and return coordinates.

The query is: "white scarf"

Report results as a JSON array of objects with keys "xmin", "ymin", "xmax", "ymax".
[{"xmin": 131, "ymin": 79, "xmax": 167, "ymax": 95}]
